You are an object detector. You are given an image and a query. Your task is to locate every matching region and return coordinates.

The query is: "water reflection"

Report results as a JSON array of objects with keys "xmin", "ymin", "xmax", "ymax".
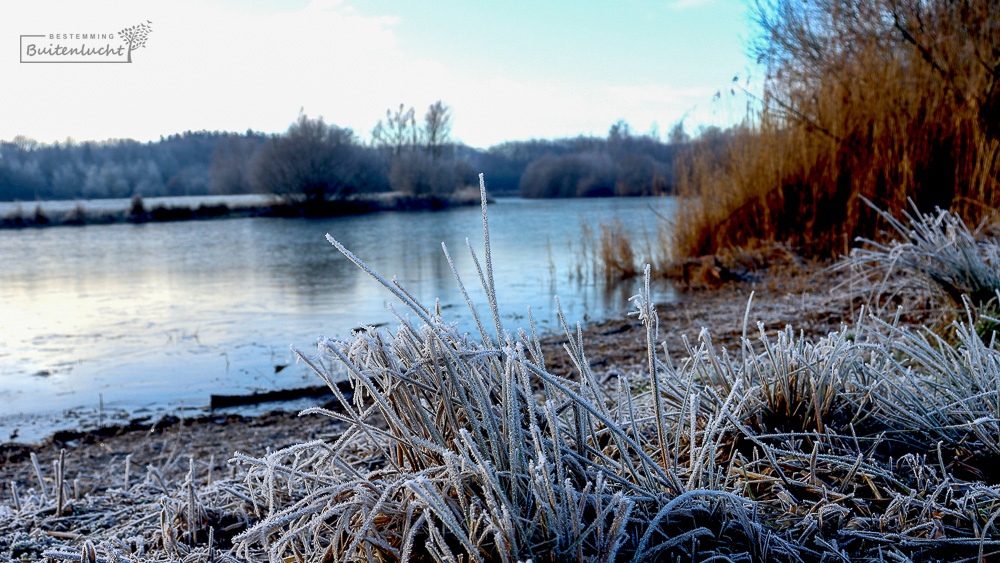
[{"xmin": 0, "ymin": 197, "xmax": 676, "ymax": 442}]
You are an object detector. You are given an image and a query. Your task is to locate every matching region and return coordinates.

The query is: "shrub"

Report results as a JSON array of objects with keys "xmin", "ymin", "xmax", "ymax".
[
  {"xmin": 519, "ymin": 152, "xmax": 615, "ymax": 198},
  {"xmin": 63, "ymin": 201, "xmax": 88, "ymax": 225},
  {"xmin": 389, "ymin": 152, "xmax": 474, "ymax": 197},
  {"xmin": 127, "ymin": 194, "xmax": 147, "ymax": 222},
  {"xmin": 1, "ymin": 203, "xmax": 27, "ymax": 228},
  {"xmin": 195, "ymin": 203, "xmax": 230, "ymax": 218},
  {"xmin": 32, "ymin": 205, "xmax": 49, "ymax": 226},
  {"xmin": 249, "ymin": 112, "xmax": 364, "ymax": 211},
  {"xmin": 149, "ymin": 205, "xmax": 196, "ymax": 222}
]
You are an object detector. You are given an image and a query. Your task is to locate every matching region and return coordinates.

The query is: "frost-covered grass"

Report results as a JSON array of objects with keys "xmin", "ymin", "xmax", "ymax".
[
  {"xmin": 219, "ymin": 182, "xmax": 1000, "ymax": 561},
  {"xmin": 840, "ymin": 199, "xmax": 1000, "ymax": 338},
  {"xmin": 7, "ymin": 182, "xmax": 1000, "ymax": 561}
]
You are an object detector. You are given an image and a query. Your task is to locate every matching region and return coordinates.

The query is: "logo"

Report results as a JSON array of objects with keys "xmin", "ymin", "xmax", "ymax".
[{"xmin": 20, "ymin": 20, "xmax": 153, "ymax": 64}]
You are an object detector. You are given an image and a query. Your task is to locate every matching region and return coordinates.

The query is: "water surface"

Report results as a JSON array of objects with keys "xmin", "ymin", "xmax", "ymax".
[{"xmin": 0, "ymin": 197, "xmax": 675, "ymax": 442}]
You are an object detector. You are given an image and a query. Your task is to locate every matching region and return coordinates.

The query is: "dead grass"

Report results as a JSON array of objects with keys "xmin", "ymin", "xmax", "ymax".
[
  {"xmin": 577, "ymin": 218, "xmax": 642, "ymax": 282},
  {"xmin": 668, "ymin": 0, "xmax": 1000, "ymax": 260},
  {"xmin": 598, "ymin": 220, "xmax": 638, "ymax": 281}
]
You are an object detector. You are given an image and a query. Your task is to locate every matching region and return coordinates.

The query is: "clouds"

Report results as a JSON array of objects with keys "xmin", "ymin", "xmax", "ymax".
[
  {"xmin": 2, "ymin": 0, "xmax": 406, "ymax": 142},
  {"xmin": 1, "ymin": 0, "xmax": 745, "ymax": 148},
  {"xmin": 447, "ymin": 79, "xmax": 722, "ymax": 146},
  {"xmin": 133, "ymin": 0, "xmax": 407, "ymax": 137}
]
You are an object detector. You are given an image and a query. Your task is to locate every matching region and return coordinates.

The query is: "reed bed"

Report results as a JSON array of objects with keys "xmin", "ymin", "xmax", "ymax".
[
  {"xmin": 4, "ymin": 179, "xmax": 1000, "ymax": 561},
  {"xmin": 577, "ymin": 219, "xmax": 642, "ymax": 282},
  {"xmin": 668, "ymin": 0, "xmax": 1000, "ymax": 260}
]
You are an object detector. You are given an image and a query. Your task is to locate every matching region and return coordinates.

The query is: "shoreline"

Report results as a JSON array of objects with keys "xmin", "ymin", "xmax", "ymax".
[
  {"xmin": 1, "ymin": 195, "xmax": 671, "ymax": 449},
  {"xmin": 9, "ymin": 255, "xmax": 987, "ymax": 561},
  {"xmin": 0, "ymin": 190, "xmax": 485, "ymax": 230},
  {"xmin": 0, "ymin": 262, "xmax": 850, "ymax": 478}
]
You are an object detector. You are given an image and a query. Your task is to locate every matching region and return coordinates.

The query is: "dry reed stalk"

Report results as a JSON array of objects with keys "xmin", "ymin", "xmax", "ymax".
[
  {"xmin": 668, "ymin": 0, "xmax": 1000, "ymax": 260},
  {"xmin": 597, "ymin": 220, "xmax": 638, "ymax": 280}
]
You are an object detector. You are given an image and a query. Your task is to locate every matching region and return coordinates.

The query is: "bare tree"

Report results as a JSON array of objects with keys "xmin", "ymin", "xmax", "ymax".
[
  {"xmin": 667, "ymin": 121, "xmax": 689, "ymax": 145},
  {"xmin": 423, "ymin": 100, "xmax": 452, "ymax": 158},
  {"xmin": 371, "ymin": 104, "xmax": 417, "ymax": 157},
  {"xmin": 753, "ymin": 0, "xmax": 999, "ymax": 138},
  {"xmin": 10, "ymin": 135, "xmax": 38, "ymax": 152},
  {"xmin": 372, "ymin": 101, "xmax": 463, "ymax": 196}
]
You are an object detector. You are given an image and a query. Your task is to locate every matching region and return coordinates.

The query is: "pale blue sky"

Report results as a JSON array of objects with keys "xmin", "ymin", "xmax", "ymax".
[{"xmin": 1, "ymin": 0, "xmax": 757, "ymax": 148}]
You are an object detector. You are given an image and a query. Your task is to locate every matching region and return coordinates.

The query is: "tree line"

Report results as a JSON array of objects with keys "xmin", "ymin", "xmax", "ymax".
[
  {"xmin": 0, "ymin": 103, "xmax": 694, "ymax": 206},
  {"xmin": 0, "ymin": 132, "xmax": 236, "ymax": 201}
]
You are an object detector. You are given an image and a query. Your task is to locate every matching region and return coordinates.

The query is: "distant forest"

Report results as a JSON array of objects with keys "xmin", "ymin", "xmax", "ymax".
[{"xmin": 0, "ymin": 104, "xmax": 701, "ymax": 203}]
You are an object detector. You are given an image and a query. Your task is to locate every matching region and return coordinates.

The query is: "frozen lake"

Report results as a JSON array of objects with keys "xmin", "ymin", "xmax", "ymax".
[{"xmin": 0, "ymin": 196, "xmax": 676, "ymax": 442}]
